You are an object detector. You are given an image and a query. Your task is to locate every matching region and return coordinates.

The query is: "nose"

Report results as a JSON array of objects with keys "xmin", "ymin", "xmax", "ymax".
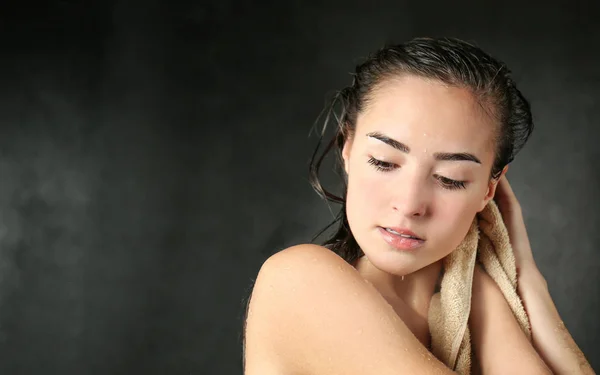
[{"xmin": 391, "ymin": 171, "xmax": 429, "ymax": 218}]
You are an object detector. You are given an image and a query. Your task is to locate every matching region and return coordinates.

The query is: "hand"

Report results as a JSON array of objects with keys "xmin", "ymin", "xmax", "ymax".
[
  {"xmin": 493, "ymin": 174, "xmax": 538, "ymax": 275},
  {"xmin": 494, "ymin": 178, "xmax": 594, "ymax": 375}
]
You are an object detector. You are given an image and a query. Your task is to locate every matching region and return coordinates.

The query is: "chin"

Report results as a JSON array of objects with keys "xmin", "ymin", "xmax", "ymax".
[{"xmin": 362, "ymin": 241, "xmax": 423, "ymax": 272}]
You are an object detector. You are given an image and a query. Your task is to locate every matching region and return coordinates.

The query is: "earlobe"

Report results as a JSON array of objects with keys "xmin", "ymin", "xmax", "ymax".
[{"xmin": 478, "ymin": 187, "xmax": 493, "ymax": 212}]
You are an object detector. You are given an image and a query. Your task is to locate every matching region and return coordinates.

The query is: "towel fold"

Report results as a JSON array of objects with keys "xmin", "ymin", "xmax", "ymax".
[{"xmin": 427, "ymin": 200, "xmax": 532, "ymax": 374}]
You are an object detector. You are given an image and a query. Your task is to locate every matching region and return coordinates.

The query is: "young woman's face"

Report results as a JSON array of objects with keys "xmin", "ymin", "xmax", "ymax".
[{"xmin": 342, "ymin": 75, "xmax": 503, "ymax": 277}]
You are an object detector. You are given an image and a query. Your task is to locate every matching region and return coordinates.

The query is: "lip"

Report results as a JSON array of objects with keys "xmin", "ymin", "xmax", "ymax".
[
  {"xmin": 385, "ymin": 227, "xmax": 424, "ymax": 241},
  {"xmin": 378, "ymin": 227, "xmax": 426, "ymax": 251}
]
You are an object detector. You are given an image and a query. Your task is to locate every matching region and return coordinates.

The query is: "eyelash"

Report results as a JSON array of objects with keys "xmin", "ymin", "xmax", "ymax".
[{"xmin": 367, "ymin": 156, "xmax": 467, "ymax": 190}]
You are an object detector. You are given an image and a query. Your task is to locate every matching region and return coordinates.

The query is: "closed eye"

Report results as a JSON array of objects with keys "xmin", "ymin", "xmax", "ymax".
[
  {"xmin": 367, "ymin": 156, "xmax": 396, "ymax": 172},
  {"xmin": 435, "ymin": 175, "xmax": 467, "ymax": 190},
  {"xmin": 367, "ymin": 156, "xmax": 468, "ymax": 190}
]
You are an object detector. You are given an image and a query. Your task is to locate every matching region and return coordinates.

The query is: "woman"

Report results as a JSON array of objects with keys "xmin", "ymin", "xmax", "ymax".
[{"xmin": 243, "ymin": 37, "xmax": 593, "ymax": 374}]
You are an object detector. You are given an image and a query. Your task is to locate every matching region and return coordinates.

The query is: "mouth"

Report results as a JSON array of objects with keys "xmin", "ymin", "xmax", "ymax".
[
  {"xmin": 382, "ymin": 227, "xmax": 424, "ymax": 241},
  {"xmin": 378, "ymin": 227, "xmax": 426, "ymax": 251}
]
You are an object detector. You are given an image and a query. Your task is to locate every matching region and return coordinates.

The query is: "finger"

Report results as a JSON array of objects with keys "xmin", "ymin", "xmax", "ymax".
[
  {"xmin": 496, "ymin": 174, "xmax": 511, "ymax": 196},
  {"xmin": 495, "ymin": 176, "xmax": 522, "ymax": 220},
  {"xmin": 493, "ymin": 175, "xmax": 508, "ymax": 204},
  {"xmin": 496, "ymin": 175, "xmax": 519, "ymax": 205}
]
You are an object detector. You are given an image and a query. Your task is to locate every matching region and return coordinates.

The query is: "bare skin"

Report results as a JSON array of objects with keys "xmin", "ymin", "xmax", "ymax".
[
  {"xmin": 351, "ymin": 254, "xmax": 442, "ymax": 349},
  {"xmin": 244, "ymin": 242, "xmax": 552, "ymax": 374},
  {"xmin": 243, "ymin": 177, "xmax": 558, "ymax": 375},
  {"xmin": 243, "ymin": 75, "xmax": 593, "ymax": 374},
  {"xmin": 244, "ymin": 243, "xmax": 457, "ymax": 375},
  {"xmin": 492, "ymin": 175, "xmax": 595, "ymax": 375}
]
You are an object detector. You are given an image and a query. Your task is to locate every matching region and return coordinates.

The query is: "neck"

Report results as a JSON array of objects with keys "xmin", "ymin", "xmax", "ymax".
[{"xmin": 354, "ymin": 256, "xmax": 443, "ymax": 317}]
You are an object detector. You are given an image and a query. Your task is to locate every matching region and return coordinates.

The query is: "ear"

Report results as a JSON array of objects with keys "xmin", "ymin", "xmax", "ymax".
[
  {"xmin": 341, "ymin": 136, "xmax": 353, "ymax": 174},
  {"xmin": 477, "ymin": 165, "xmax": 509, "ymax": 212}
]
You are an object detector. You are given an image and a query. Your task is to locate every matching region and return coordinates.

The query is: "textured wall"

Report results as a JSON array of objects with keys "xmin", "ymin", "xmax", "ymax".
[{"xmin": 0, "ymin": 1, "xmax": 598, "ymax": 374}]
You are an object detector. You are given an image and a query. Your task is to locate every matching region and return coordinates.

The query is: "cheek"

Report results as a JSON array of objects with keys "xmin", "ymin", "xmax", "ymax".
[
  {"xmin": 346, "ymin": 168, "xmax": 386, "ymax": 223},
  {"xmin": 434, "ymin": 198, "xmax": 479, "ymax": 251}
]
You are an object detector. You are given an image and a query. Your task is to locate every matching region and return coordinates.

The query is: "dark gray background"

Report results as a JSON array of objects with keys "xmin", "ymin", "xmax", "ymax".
[{"xmin": 0, "ymin": 0, "xmax": 598, "ymax": 374}]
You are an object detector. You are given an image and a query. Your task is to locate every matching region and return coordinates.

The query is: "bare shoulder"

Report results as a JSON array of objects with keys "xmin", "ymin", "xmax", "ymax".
[
  {"xmin": 263, "ymin": 243, "xmax": 357, "ymax": 281},
  {"xmin": 244, "ymin": 244, "xmax": 455, "ymax": 375},
  {"xmin": 265, "ymin": 243, "xmax": 348, "ymax": 269}
]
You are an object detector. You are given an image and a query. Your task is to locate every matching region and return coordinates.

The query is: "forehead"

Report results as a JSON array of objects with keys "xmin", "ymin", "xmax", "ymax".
[{"xmin": 357, "ymin": 75, "xmax": 496, "ymax": 158}]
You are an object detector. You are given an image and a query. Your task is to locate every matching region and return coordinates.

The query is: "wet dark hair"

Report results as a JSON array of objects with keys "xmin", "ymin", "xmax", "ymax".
[{"xmin": 309, "ymin": 36, "xmax": 534, "ymax": 265}]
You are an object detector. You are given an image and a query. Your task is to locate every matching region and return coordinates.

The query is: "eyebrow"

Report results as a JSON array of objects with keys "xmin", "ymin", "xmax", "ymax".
[{"xmin": 366, "ymin": 131, "xmax": 482, "ymax": 164}]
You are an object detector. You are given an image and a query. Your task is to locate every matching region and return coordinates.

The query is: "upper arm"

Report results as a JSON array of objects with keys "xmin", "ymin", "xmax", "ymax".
[
  {"xmin": 470, "ymin": 263, "xmax": 552, "ymax": 375},
  {"xmin": 244, "ymin": 244, "xmax": 455, "ymax": 375}
]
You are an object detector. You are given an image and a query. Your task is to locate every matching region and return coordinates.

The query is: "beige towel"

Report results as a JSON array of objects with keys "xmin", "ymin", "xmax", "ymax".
[{"xmin": 427, "ymin": 200, "xmax": 532, "ymax": 374}]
